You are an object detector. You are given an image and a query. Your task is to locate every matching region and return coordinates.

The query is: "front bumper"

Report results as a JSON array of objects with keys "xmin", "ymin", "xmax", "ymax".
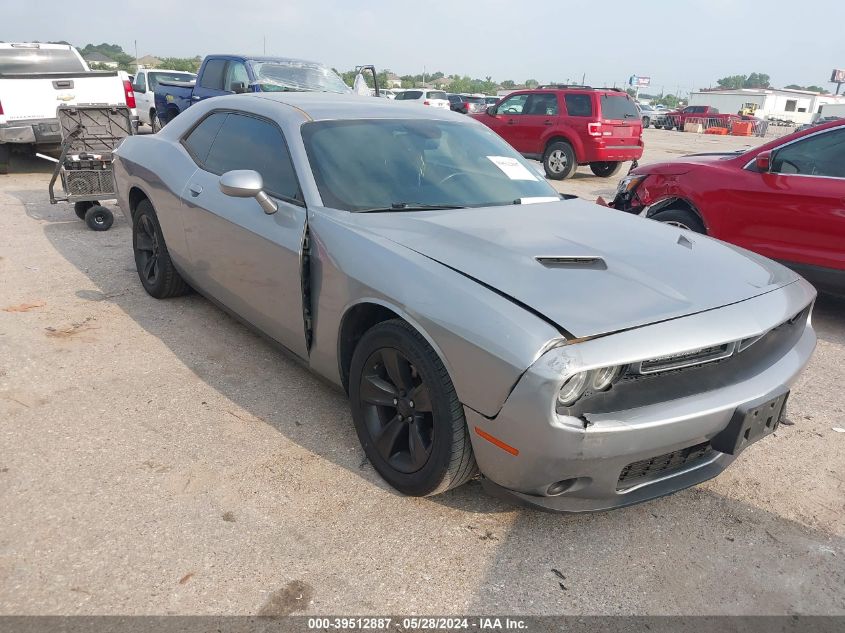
[{"xmin": 467, "ymin": 279, "xmax": 817, "ymax": 512}]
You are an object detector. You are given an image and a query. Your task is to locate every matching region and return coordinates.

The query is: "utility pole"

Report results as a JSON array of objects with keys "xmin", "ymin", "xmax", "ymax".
[
  {"xmin": 263, "ymin": 36, "xmax": 266, "ymax": 55},
  {"xmin": 134, "ymin": 39, "xmax": 138, "ymax": 69}
]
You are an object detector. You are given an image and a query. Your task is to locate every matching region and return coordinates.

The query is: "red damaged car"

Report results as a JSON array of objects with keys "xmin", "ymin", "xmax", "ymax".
[{"xmin": 606, "ymin": 119, "xmax": 845, "ymax": 294}]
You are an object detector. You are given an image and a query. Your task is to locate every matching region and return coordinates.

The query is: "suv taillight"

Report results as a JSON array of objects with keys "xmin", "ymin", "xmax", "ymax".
[
  {"xmin": 0, "ymin": 99, "xmax": 4, "ymax": 116},
  {"xmin": 123, "ymin": 80, "xmax": 136, "ymax": 109},
  {"xmin": 587, "ymin": 122, "xmax": 602, "ymax": 137},
  {"xmin": 423, "ymin": 100, "xmax": 430, "ymax": 106}
]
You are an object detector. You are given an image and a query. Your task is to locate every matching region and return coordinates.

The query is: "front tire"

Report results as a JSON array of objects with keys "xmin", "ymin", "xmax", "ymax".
[
  {"xmin": 150, "ymin": 109, "xmax": 160, "ymax": 133},
  {"xmin": 349, "ymin": 319, "xmax": 477, "ymax": 497},
  {"xmin": 0, "ymin": 143, "xmax": 10, "ymax": 175},
  {"xmin": 543, "ymin": 141, "xmax": 576, "ymax": 180},
  {"xmin": 650, "ymin": 207, "xmax": 706, "ymax": 233},
  {"xmin": 642, "ymin": 116, "xmax": 650, "ymax": 128},
  {"xmin": 132, "ymin": 199, "xmax": 190, "ymax": 298},
  {"xmin": 589, "ymin": 161, "xmax": 622, "ymax": 178}
]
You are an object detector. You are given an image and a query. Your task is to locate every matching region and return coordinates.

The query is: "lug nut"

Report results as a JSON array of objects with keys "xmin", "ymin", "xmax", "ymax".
[
  {"xmin": 409, "ymin": 400, "xmax": 415, "ymax": 408},
  {"xmin": 392, "ymin": 398, "xmax": 398, "ymax": 405}
]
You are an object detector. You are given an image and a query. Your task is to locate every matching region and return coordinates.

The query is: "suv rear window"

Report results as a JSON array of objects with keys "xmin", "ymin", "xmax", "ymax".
[
  {"xmin": 598, "ymin": 94, "xmax": 639, "ymax": 120},
  {"xmin": 465, "ymin": 96, "xmax": 485, "ymax": 103},
  {"xmin": 564, "ymin": 94, "xmax": 593, "ymax": 117},
  {"xmin": 0, "ymin": 47, "xmax": 86, "ymax": 73},
  {"xmin": 427, "ymin": 91, "xmax": 447, "ymax": 100}
]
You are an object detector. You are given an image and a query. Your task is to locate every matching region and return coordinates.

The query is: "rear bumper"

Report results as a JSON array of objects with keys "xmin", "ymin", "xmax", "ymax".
[
  {"xmin": 0, "ymin": 118, "xmax": 62, "ymax": 144},
  {"xmin": 468, "ymin": 280, "xmax": 817, "ymax": 512},
  {"xmin": 582, "ymin": 138, "xmax": 644, "ymax": 163}
]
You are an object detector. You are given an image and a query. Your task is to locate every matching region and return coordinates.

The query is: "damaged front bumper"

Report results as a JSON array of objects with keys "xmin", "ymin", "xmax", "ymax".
[{"xmin": 466, "ymin": 279, "xmax": 817, "ymax": 512}]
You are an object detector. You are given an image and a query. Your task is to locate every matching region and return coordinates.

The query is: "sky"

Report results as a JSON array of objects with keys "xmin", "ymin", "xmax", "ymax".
[{"xmin": 3, "ymin": 0, "xmax": 844, "ymax": 95}]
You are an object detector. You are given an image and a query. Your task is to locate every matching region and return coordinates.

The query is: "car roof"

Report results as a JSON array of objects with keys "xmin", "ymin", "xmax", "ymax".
[{"xmin": 248, "ymin": 91, "xmax": 462, "ymax": 122}]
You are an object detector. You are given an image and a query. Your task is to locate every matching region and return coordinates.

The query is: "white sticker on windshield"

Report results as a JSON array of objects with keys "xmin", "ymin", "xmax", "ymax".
[{"xmin": 486, "ymin": 156, "xmax": 538, "ymax": 181}]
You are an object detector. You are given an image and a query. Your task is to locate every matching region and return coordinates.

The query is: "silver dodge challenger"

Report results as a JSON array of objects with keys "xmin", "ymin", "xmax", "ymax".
[{"xmin": 112, "ymin": 92, "xmax": 817, "ymax": 512}]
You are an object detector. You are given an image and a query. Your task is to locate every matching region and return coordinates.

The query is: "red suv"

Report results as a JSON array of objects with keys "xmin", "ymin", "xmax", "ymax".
[
  {"xmin": 605, "ymin": 119, "xmax": 845, "ymax": 295},
  {"xmin": 473, "ymin": 85, "xmax": 644, "ymax": 180}
]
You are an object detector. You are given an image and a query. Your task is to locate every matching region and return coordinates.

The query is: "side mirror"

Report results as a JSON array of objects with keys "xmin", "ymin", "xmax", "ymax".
[
  {"xmin": 755, "ymin": 150, "xmax": 772, "ymax": 172},
  {"xmin": 219, "ymin": 170, "xmax": 277, "ymax": 214},
  {"xmin": 231, "ymin": 81, "xmax": 247, "ymax": 94},
  {"xmin": 486, "ymin": 105, "xmax": 498, "ymax": 116}
]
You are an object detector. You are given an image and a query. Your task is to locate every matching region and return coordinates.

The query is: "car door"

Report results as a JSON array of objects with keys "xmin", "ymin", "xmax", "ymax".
[
  {"xmin": 517, "ymin": 92, "xmax": 560, "ymax": 154},
  {"xmin": 133, "ymin": 72, "xmax": 150, "ymax": 123},
  {"xmin": 486, "ymin": 93, "xmax": 529, "ymax": 151},
  {"xmin": 722, "ymin": 126, "xmax": 845, "ymax": 271},
  {"xmin": 179, "ymin": 109, "xmax": 309, "ymax": 358}
]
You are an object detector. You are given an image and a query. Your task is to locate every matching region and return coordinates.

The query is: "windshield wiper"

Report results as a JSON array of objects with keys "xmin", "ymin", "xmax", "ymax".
[{"xmin": 356, "ymin": 203, "xmax": 465, "ymax": 213}]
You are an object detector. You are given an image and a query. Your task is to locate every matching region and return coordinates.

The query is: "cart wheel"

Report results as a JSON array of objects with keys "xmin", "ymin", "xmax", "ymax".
[
  {"xmin": 85, "ymin": 205, "xmax": 114, "ymax": 231},
  {"xmin": 74, "ymin": 200, "xmax": 100, "ymax": 220}
]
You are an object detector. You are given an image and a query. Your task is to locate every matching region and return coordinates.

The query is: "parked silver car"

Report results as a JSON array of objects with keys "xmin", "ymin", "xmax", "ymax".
[{"xmin": 112, "ymin": 93, "xmax": 816, "ymax": 512}]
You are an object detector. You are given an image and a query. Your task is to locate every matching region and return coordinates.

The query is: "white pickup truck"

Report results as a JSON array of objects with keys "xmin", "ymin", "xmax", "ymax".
[{"xmin": 0, "ymin": 42, "xmax": 138, "ymax": 174}]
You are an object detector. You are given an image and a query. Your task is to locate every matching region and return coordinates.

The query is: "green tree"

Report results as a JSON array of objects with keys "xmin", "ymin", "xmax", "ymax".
[
  {"xmin": 500, "ymin": 79, "xmax": 516, "ymax": 89},
  {"xmin": 744, "ymin": 72, "xmax": 770, "ymax": 88},
  {"xmin": 655, "ymin": 94, "xmax": 680, "ymax": 108},
  {"xmin": 717, "ymin": 75, "xmax": 746, "ymax": 89},
  {"xmin": 524, "ymin": 79, "xmax": 539, "ymax": 89},
  {"xmin": 158, "ymin": 57, "xmax": 201, "ymax": 73}
]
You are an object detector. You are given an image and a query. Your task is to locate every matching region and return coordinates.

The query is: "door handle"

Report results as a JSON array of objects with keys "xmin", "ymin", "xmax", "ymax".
[
  {"xmin": 506, "ymin": 119, "xmax": 517, "ymax": 125},
  {"xmin": 191, "ymin": 95, "xmax": 202, "ymax": 101},
  {"xmin": 189, "ymin": 184, "xmax": 203, "ymax": 197},
  {"xmin": 543, "ymin": 120, "xmax": 553, "ymax": 126}
]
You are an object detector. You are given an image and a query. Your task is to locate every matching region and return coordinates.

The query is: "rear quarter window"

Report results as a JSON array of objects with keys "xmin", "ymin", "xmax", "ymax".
[
  {"xmin": 564, "ymin": 94, "xmax": 593, "ymax": 117},
  {"xmin": 598, "ymin": 95, "xmax": 639, "ymax": 120},
  {"xmin": 199, "ymin": 59, "xmax": 226, "ymax": 90}
]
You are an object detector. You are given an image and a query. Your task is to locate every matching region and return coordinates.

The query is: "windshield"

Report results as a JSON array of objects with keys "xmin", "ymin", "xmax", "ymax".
[
  {"xmin": 301, "ymin": 119, "xmax": 559, "ymax": 212},
  {"xmin": 249, "ymin": 60, "xmax": 351, "ymax": 93},
  {"xmin": 149, "ymin": 71, "xmax": 195, "ymax": 89},
  {"xmin": 0, "ymin": 47, "xmax": 86, "ymax": 73}
]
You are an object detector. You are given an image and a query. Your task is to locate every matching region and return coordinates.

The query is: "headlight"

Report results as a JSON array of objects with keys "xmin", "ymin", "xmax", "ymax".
[
  {"xmin": 557, "ymin": 372, "xmax": 589, "ymax": 407},
  {"xmin": 616, "ymin": 174, "xmax": 647, "ymax": 195},
  {"xmin": 557, "ymin": 365, "xmax": 624, "ymax": 408},
  {"xmin": 591, "ymin": 365, "xmax": 621, "ymax": 391}
]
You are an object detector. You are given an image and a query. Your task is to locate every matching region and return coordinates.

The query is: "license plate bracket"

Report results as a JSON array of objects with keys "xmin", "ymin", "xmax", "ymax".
[{"xmin": 711, "ymin": 388, "xmax": 789, "ymax": 456}]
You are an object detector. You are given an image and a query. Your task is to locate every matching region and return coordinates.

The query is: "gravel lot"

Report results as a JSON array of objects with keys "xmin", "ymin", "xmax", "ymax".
[{"xmin": 1, "ymin": 128, "xmax": 843, "ymax": 616}]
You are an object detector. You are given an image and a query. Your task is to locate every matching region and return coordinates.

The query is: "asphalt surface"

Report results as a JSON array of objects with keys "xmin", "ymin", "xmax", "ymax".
[{"xmin": 1, "ymin": 128, "xmax": 843, "ymax": 615}]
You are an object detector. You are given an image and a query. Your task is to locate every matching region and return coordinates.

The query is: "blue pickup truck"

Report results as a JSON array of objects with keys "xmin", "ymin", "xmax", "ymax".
[{"xmin": 154, "ymin": 55, "xmax": 352, "ymax": 126}]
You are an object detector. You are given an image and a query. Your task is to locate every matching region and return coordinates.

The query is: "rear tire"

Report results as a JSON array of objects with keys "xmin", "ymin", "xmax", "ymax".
[
  {"xmin": 132, "ymin": 199, "xmax": 191, "ymax": 298},
  {"xmin": 543, "ymin": 141, "xmax": 577, "ymax": 180},
  {"xmin": 650, "ymin": 207, "xmax": 706, "ymax": 234},
  {"xmin": 349, "ymin": 319, "xmax": 477, "ymax": 497},
  {"xmin": 642, "ymin": 116, "xmax": 650, "ymax": 128},
  {"xmin": 74, "ymin": 200, "xmax": 100, "ymax": 220},
  {"xmin": 589, "ymin": 161, "xmax": 623, "ymax": 178},
  {"xmin": 654, "ymin": 124, "xmax": 663, "ymax": 130},
  {"xmin": 150, "ymin": 109, "xmax": 160, "ymax": 132},
  {"xmin": 84, "ymin": 205, "xmax": 114, "ymax": 231}
]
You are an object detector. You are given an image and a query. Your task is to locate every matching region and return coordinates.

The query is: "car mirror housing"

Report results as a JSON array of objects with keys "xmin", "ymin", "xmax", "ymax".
[
  {"xmin": 219, "ymin": 170, "xmax": 278, "ymax": 214},
  {"xmin": 486, "ymin": 105, "xmax": 497, "ymax": 116},
  {"xmin": 755, "ymin": 150, "xmax": 772, "ymax": 172},
  {"xmin": 231, "ymin": 81, "xmax": 247, "ymax": 94}
]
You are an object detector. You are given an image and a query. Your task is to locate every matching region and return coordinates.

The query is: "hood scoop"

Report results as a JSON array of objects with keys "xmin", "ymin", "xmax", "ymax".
[{"xmin": 535, "ymin": 256, "xmax": 607, "ymax": 270}]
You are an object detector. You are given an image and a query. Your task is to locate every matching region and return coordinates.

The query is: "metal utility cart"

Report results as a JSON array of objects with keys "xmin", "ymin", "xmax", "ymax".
[{"xmin": 48, "ymin": 104, "xmax": 133, "ymax": 231}]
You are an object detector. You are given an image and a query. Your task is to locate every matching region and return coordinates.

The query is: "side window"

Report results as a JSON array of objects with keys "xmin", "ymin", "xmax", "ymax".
[
  {"xmin": 224, "ymin": 62, "xmax": 249, "ymax": 92},
  {"xmin": 204, "ymin": 113, "xmax": 302, "ymax": 202},
  {"xmin": 564, "ymin": 94, "xmax": 593, "ymax": 117},
  {"xmin": 199, "ymin": 59, "xmax": 226, "ymax": 90},
  {"xmin": 771, "ymin": 128, "xmax": 845, "ymax": 178},
  {"xmin": 498, "ymin": 94, "xmax": 528, "ymax": 114},
  {"xmin": 523, "ymin": 93, "xmax": 559, "ymax": 116},
  {"xmin": 182, "ymin": 112, "xmax": 227, "ymax": 164},
  {"xmin": 404, "ymin": 90, "xmax": 422, "ymax": 100},
  {"xmin": 134, "ymin": 73, "xmax": 146, "ymax": 92}
]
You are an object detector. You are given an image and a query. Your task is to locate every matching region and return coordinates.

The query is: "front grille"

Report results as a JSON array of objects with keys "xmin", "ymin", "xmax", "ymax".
[{"xmin": 617, "ymin": 441, "xmax": 713, "ymax": 490}]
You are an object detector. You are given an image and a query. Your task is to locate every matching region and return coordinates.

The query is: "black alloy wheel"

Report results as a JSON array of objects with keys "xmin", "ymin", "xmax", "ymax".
[
  {"xmin": 135, "ymin": 212, "xmax": 161, "ymax": 286},
  {"xmin": 359, "ymin": 347, "xmax": 434, "ymax": 474},
  {"xmin": 132, "ymin": 199, "xmax": 190, "ymax": 298}
]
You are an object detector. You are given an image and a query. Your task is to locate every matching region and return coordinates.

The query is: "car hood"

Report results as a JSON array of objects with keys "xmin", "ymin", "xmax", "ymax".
[
  {"xmin": 356, "ymin": 200, "xmax": 798, "ymax": 339},
  {"xmin": 632, "ymin": 152, "xmax": 742, "ymax": 176}
]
